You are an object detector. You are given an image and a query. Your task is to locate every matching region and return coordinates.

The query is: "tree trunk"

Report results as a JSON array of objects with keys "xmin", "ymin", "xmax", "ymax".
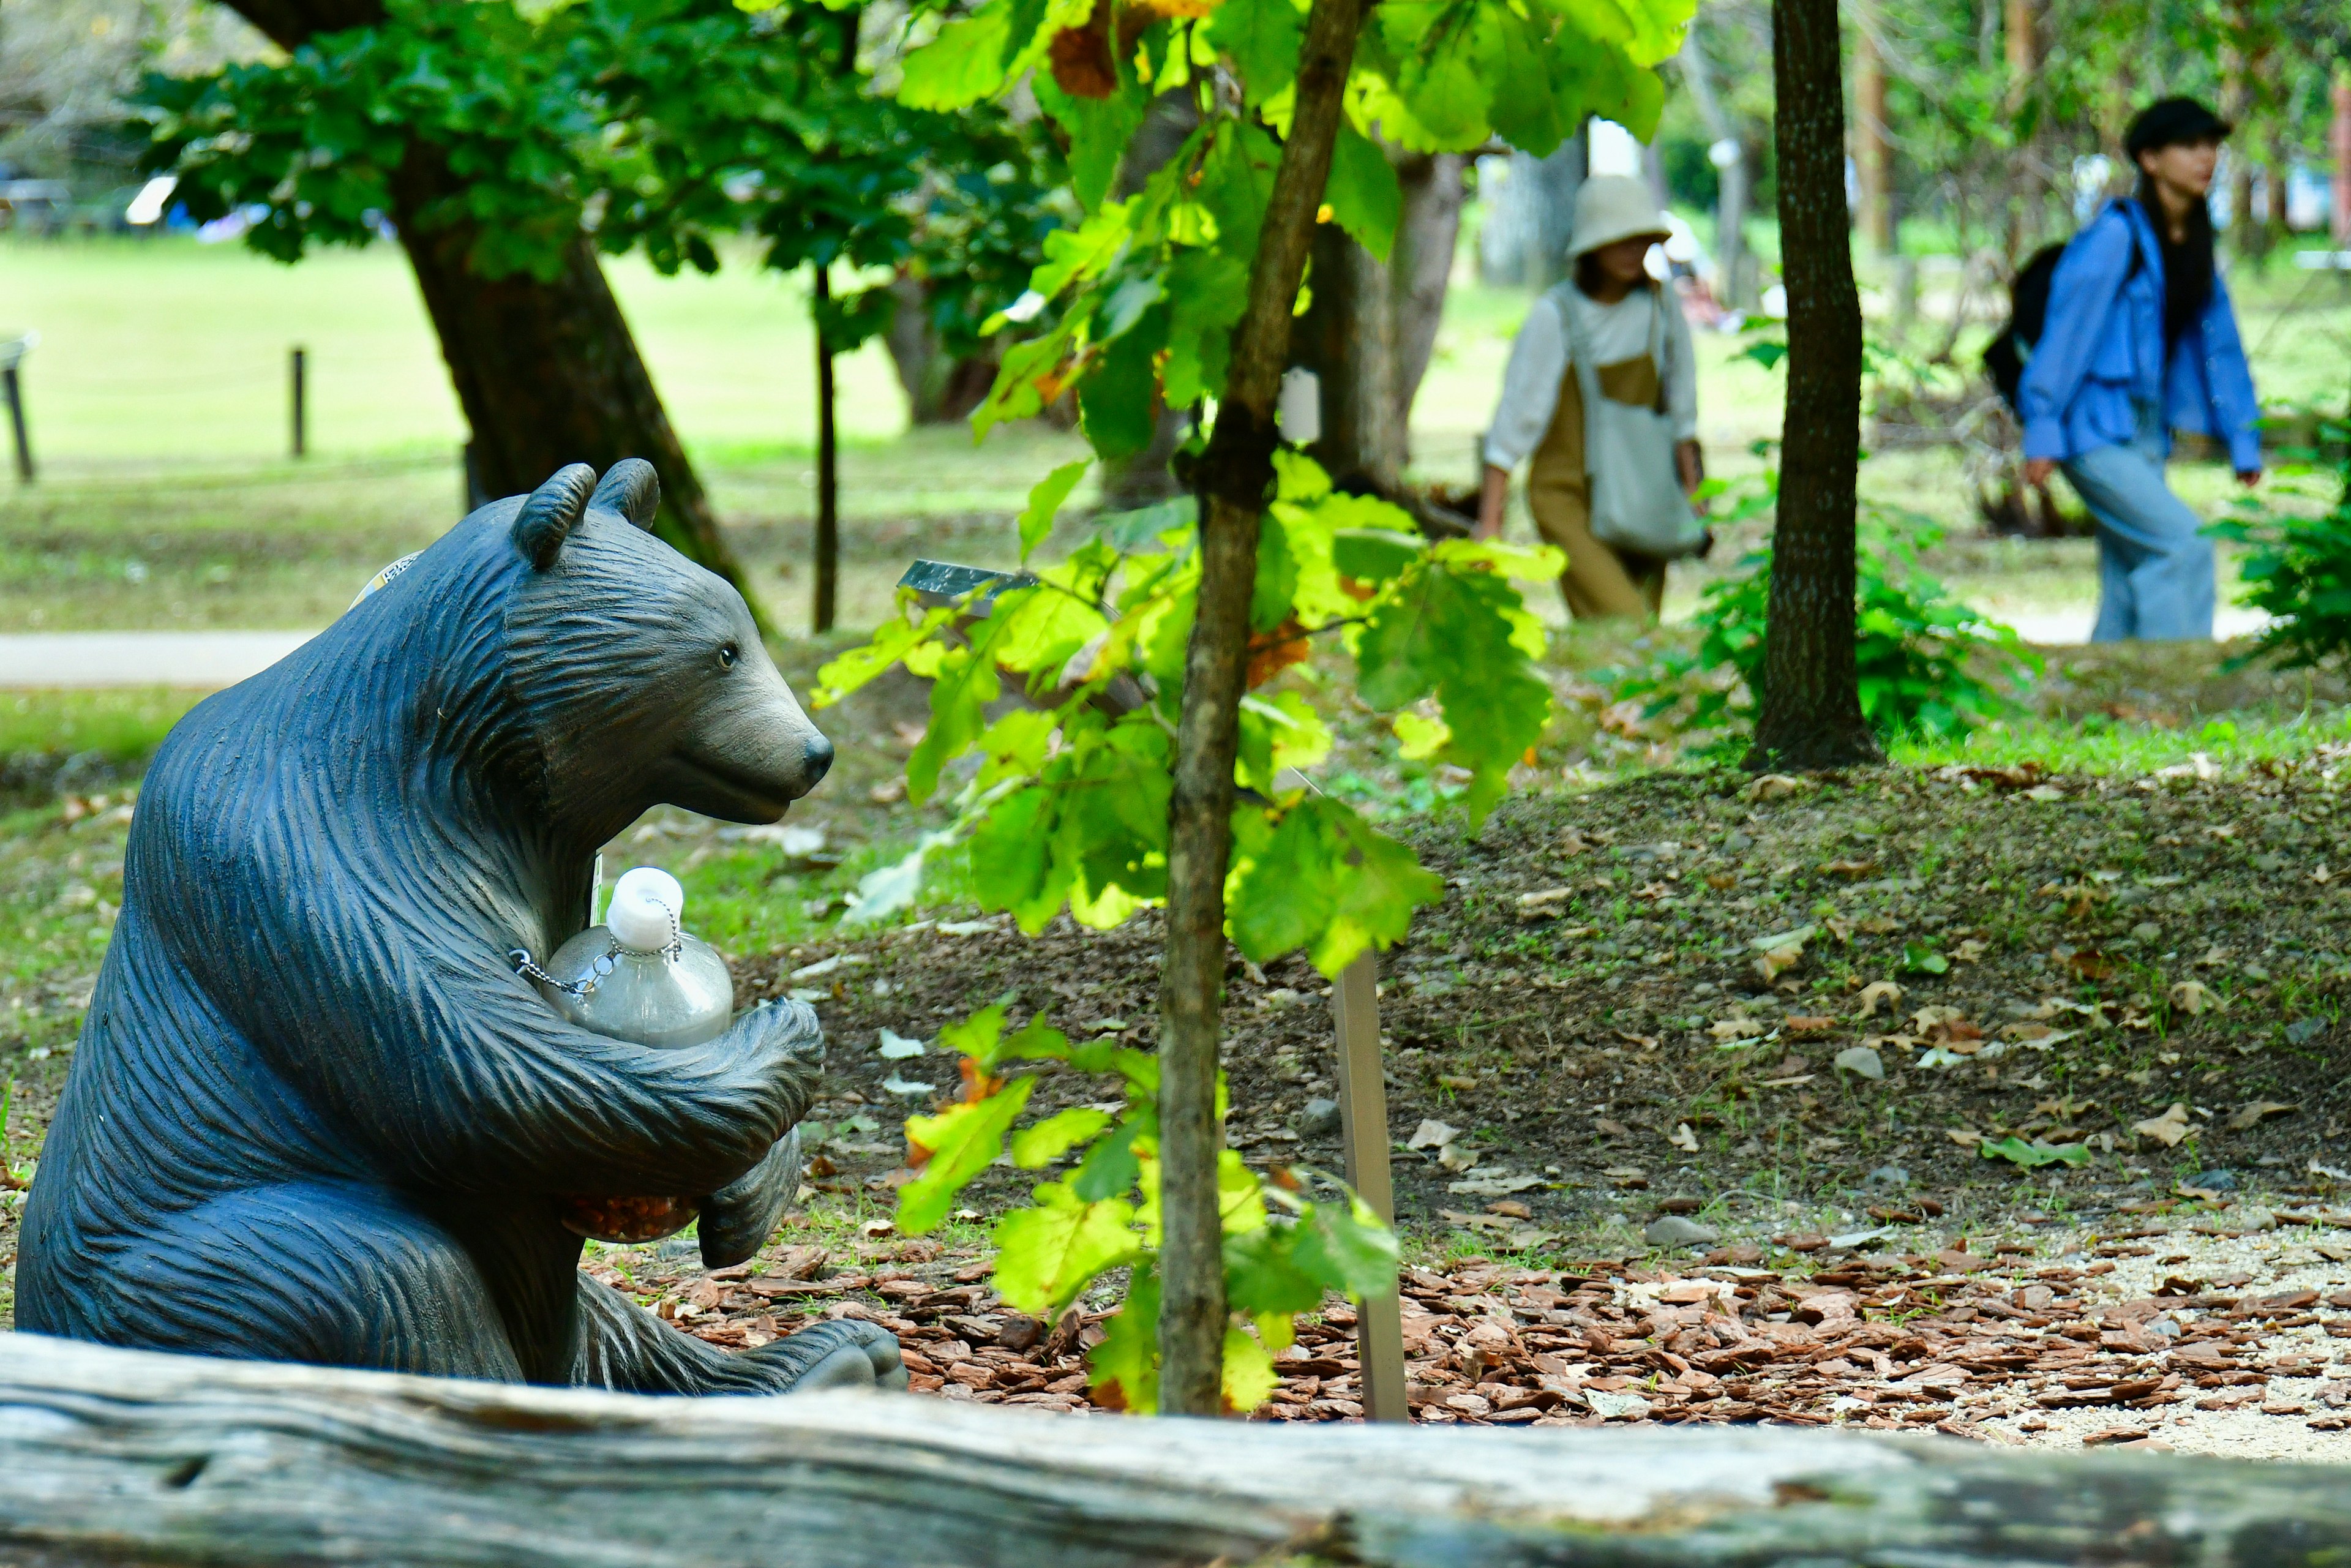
[
  {"xmin": 2334, "ymin": 72, "xmax": 2351, "ymax": 248},
  {"xmin": 220, "ymin": 0, "xmax": 765, "ymax": 634},
  {"xmin": 1679, "ymin": 31, "xmax": 1752, "ymax": 310},
  {"xmin": 883, "ymin": 272, "xmax": 1001, "ymax": 426},
  {"xmin": 1157, "ymin": 0, "xmax": 1368, "ymax": 1416},
  {"xmin": 1389, "ymin": 152, "xmax": 1466, "ymax": 437},
  {"xmin": 1749, "ymin": 0, "xmax": 1878, "ymax": 773},
  {"xmin": 1294, "ymin": 151, "xmax": 1463, "ymax": 488},
  {"xmin": 813, "ymin": 268, "xmax": 840, "ymax": 636},
  {"xmin": 1299, "ymin": 221, "xmax": 1403, "ymax": 491},
  {"xmin": 1853, "ymin": 11, "xmax": 1895, "ymax": 255},
  {"xmin": 1099, "ymin": 94, "xmax": 1202, "ymax": 510},
  {"xmin": 2002, "ymin": 0, "xmax": 2041, "ymax": 258}
]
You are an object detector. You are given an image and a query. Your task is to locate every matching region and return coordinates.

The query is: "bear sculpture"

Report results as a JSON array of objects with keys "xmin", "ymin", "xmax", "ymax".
[{"xmin": 20, "ymin": 462, "xmax": 902, "ymax": 1393}]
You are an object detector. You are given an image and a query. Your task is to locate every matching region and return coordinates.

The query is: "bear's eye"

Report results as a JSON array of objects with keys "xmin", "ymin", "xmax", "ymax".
[{"xmin": 717, "ymin": 643, "xmax": 738, "ymax": 671}]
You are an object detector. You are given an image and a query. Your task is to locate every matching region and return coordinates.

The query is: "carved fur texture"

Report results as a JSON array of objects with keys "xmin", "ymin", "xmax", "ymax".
[{"xmin": 20, "ymin": 463, "xmax": 900, "ymax": 1394}]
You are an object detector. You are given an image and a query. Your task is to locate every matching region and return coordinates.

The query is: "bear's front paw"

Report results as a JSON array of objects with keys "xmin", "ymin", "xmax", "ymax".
[
  {"xmin": 698, "ymin": 1125, "xmax": 801, "ymax": 1269},
  {"xmin": 749, "ymin": 1318, "xmax": 906, "ymax": 1392},
  {"xmin": 735, "ymin": 996, "xmax": 825, "ymax": 1073}
]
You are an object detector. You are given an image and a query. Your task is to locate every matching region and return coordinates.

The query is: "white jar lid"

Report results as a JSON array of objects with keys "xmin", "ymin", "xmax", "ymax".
[{"xmin": 608, "ymin": 866, "xmax": 684, "ymax": 953}]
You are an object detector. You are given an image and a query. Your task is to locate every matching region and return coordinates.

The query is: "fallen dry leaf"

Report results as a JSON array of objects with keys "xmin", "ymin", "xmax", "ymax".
[
  {"xmin": 2068, "ymin": 950, "xmax": 2116, "ymax": 981},
  {"xmin": 1743, "ymin": 773, "xmax": 1809, "ymax": 801},
  {"xmin": 2226, "ymin": 1100, "xmax": 2296, "ymax": 1133},
  {"xmin": 2133, "ymin": 1103, "xmax": 2192, "ymax": 1147},
  {"xmin": 1407, "ymin": 1119, "xmax": 1458, "ymax": 1150},
  {"xmin": 1854, "ymin": 980, "xmax": 1904, "ymax": 1019},
  {"xmin": 2167, "ymin": 980, "xmax": 2222, "ymax": 1016},
  {"xmin": 1709, "ymin": 1018, "xmax": 1765, "ymax": 1041},
  {"xmin": 1668, "ymin": 1122, "xmax": 1700, "ymax": 1152}
]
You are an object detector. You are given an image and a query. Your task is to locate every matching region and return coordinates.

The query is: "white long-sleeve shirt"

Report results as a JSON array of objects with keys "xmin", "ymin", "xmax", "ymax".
[{"xmin": 1482, "ymin": 285, "xmax": 1700, "ymax": 471}]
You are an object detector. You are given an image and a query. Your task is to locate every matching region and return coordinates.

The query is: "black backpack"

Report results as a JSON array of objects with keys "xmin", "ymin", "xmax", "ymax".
[{"xmin": 1984, "ymin": 210, "xmax": 2140, "ymax": 415}]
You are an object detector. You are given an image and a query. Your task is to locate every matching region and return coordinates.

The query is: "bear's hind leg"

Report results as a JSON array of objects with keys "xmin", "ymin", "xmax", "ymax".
[
  {"xmin": 121, "ymin": 1182, "xmax": 524, "ymax": 1380},
  {"xmin": 570, "ymin": 1275, "xmax": 905, "ymax": 1394}
]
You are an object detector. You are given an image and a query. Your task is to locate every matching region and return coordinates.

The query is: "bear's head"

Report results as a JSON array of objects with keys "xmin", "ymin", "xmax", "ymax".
[{"xmin": 498, "ymin": 462, "xmax": 832, "ymax": 833}]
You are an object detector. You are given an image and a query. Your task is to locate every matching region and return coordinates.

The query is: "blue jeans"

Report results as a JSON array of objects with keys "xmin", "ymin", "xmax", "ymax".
[{"xmin": 2059, "ymin": 404, "xmax": 2214, "ymax": 642}]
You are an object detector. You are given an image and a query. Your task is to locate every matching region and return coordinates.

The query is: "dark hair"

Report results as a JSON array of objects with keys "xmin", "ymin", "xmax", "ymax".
[
  {"xmin": 1573, "ymin": 252, "xmax": 1659, "ymax": 298},
  {"xmin": 2135, "ymin": 171, "xmax": 2214, "ymax": 348}
]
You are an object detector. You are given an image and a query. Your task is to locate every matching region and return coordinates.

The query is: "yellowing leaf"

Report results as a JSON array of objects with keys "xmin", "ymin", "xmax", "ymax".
[
  {"xmin": 897, "ymin": 1078, "xmax": 1035, "ymax": 1234},
  {"xmin": 1011, "ymin": 1105, "xmax": 1115, "ymax": 1167},
  {"xmin": 1220, "ymin": 1322, "xmax": 1281, "ymax": 1413},
  {"xmin": 1392, "ymin": 710, "xmax": 1449, "ymax": 760},
  {"xmin": 1087, "ymin": 1263, "xmax": 1160, "ymax": 1412},
  {"xmin": 993, "ymin": 1179, "xmax": 1141, "ymax": 1315}
]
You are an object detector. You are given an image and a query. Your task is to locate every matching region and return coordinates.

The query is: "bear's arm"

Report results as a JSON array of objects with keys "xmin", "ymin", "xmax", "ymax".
[{"xmin": 157, "ymin": 831, "xmax": 810, "ymax": 1197}]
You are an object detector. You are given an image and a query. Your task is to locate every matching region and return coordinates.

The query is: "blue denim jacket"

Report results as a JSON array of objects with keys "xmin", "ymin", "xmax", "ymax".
[{"xmin": 2017, "ymin": 199, "xmax": 2261, "ymax": 473}]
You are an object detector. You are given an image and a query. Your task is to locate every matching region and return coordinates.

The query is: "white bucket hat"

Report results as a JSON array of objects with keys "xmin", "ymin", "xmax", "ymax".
[{"xmin": 1569, "ymin": 174, "xmax": 1671, "ymax": 258}]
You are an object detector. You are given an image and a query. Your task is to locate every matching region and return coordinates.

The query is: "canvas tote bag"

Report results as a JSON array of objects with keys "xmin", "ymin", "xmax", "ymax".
[{"xmin": 1554, "ymin": 285, "xmax": 1708, "ymax": 560}]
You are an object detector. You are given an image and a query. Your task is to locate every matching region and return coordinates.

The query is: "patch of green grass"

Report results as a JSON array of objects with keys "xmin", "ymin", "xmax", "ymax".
[
  {"xmin": 1892, "ymin": 707, "xmax": 2351, "ymax": 776},
  {"xmin": 0, "ymin": 688, "xmax": 203, "ymax": 764}
]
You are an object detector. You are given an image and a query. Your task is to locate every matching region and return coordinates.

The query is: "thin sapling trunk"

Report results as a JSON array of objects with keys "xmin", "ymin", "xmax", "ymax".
[{"xmin": 1155, "ymin": 0, "xmax": 1371, "ymax": 1416}]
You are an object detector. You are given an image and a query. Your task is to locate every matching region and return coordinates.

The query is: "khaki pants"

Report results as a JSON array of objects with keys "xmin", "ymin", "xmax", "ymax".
[{"xmin": 1526, "ymin": 353, "xmax": 1668, "ymax": 623}]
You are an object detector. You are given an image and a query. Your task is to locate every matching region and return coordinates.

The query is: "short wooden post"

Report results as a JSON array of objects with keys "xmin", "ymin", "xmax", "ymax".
[
  {"xmin": 290, "ymin": 347, "xmax": 307, "ymax": 459},
  {"xmin": 2, "ymin": 362, "xmax": 31, "ymax": 484},
  {"xmin": 1330, "ymin": 950, "xmax": 1408, "ymax": 1422}
]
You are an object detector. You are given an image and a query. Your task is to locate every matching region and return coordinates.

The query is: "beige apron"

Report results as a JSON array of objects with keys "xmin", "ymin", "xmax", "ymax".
[{"xmin": 1526, "ymin": 349, "xmax": 1668, "ymax": 623}]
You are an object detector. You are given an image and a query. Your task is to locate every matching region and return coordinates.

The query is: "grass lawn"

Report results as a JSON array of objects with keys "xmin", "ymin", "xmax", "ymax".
[{"xmin": 6, "ymin": 234, "xmax": 2341, "ymax": 644}]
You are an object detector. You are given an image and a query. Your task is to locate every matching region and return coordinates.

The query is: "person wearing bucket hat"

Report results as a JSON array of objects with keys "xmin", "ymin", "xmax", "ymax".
[
  {"xmin": 1475, "ymin": 174, "xmax": 1708, "ymax": 621},
  {"xmin": 2016, "ymin": 96, "xmax": 2260, "ymax": 642}
]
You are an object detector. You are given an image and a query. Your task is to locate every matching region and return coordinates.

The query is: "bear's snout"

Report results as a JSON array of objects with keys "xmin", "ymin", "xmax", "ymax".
[
  {"xmin": 658, "ymin": 651, "xmax": 834, "ymax": 824},
  {"xmin": 801, "ymin": 732, "xmax": 835, "ymax": 787}
]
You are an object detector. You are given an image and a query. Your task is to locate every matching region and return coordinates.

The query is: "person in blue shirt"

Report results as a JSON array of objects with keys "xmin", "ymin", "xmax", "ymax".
[{"xmin": 2019, "ymin": 97, "xmax": 2262, "ymax": 642}]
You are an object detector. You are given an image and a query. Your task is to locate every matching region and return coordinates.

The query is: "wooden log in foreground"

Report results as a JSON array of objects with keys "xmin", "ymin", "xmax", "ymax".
[{"xmin": 4, "ymin": 1334, "xmax": 2351, "ymax": 1567}]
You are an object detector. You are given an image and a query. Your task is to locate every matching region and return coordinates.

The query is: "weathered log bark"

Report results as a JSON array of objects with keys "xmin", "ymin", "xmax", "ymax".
[
  {"xmin": 1157, "ymin": 0, "xmax": 1369, "ymax": 1416},
  {"xmin": 8, "ymin": 1337, "xmax": 2351, "ymax": 1568},
  {"xmin": 219, "ymin": 0, "xmax": 764, "ymax": 632},
  {"xmin": 1747, "ymin": 0, "xmax": 1880, "ymax": 771}
]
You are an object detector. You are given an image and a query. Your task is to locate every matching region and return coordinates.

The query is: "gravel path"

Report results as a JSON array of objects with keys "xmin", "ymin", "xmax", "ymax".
[{"xmin": 0, "ymin": 631, "xmax": 318, "ymax": 689}]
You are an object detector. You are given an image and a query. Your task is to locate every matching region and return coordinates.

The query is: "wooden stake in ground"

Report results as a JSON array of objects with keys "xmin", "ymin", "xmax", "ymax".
[
  {"xmin": 1155, "ymin": 0, "xmax": 1371, "ymax": 1417},
  {"xmin": 1330, "ymin": 951, "xmax": 1408, "ymax": 1422},
  {"xmin": 1748, "ymin": 0, "xmax": 1878, "ymax": 772}
]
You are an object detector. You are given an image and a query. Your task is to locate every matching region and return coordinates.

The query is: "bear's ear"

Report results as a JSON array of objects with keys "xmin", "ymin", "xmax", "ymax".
[
  {"xmin": 512, "ymin": 463, "xmax": 599, "ymax": 571},
  {"xmin": 590, "ymin": 459, "xmax": 661, "ymax": 531}
]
